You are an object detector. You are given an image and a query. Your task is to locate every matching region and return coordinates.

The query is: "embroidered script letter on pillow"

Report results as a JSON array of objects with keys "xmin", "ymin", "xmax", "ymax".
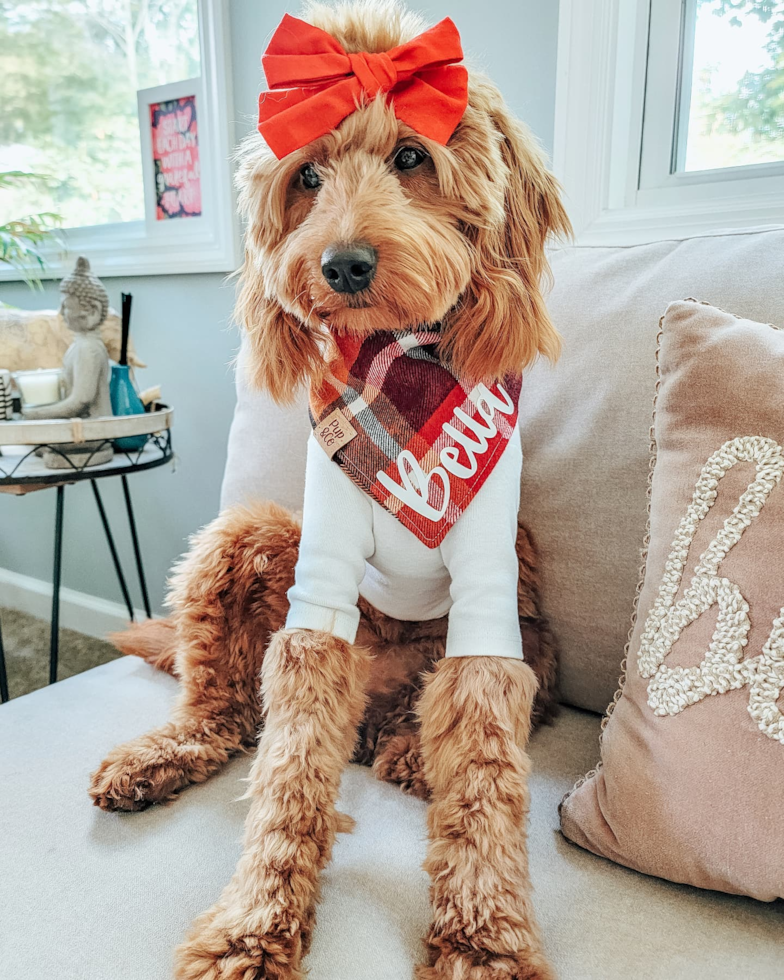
[{"xmin": 638, "ymin": 436, "xmax": 784, "ymax": 742}]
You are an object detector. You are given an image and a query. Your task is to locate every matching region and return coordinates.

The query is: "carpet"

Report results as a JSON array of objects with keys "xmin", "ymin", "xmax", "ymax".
[{"xmin": 0, "ymin": 607, "xmax": 122, "ymax": 700}]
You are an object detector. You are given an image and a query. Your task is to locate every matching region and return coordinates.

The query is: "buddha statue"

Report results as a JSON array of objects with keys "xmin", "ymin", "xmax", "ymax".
[{"xmin": 24, "ymin": 257, "xmax": 113, "ymax": 467}]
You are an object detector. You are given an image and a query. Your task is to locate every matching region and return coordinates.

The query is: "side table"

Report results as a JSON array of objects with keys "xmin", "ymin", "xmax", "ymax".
[{"xmin": 0, "ymin": 422, "xmax": 173, "ymax": 702}]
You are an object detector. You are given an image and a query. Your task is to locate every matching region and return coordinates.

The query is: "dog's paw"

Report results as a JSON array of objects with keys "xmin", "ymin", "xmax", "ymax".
[
  {"xmin": 174, "ymin": 902, "xmax": 304, "ymax": 980},
  {"xmin": 415, "ymin": 948, "xmax": 556, "ymax": 980},
  {"xmin": 89, "ymin": 750, "xmax": 189, "ymax": 812},
  {"xmin": 372, "ymin": 733, "xmax": 430, "ymax": 800}
]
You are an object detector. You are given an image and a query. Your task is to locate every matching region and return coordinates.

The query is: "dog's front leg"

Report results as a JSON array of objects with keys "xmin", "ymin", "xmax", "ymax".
[
  {"xmin": 416, "ymin": 656, "xmax": 555, "ymax": 980},
  {"xmin": 174, "ymin": 626, "xmax": 370, "ymax": 980}
]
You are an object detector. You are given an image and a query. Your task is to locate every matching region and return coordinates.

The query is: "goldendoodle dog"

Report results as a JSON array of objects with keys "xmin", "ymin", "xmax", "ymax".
[{"xmin": 89, "ymin": 2, "xmax": 570, "ymax": 977}]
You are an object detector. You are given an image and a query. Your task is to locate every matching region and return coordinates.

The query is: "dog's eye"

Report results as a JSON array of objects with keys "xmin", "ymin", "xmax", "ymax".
[
  {"xmin": 394, "ymin": 146, "xmax": 427, "ymax": 171},
  {"xmin": 300, "ymin": 163, "xmax": 321, "ymax": 190}
]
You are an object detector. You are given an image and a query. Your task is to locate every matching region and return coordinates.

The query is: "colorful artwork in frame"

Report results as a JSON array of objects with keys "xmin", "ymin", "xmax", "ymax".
[
  {"xmin": 137, "ymin": 78, "xmax": 205, "ymax": 230},
  {"xmin": 149, "ymin": 94, "xmax": 202, "ymax": 220}
]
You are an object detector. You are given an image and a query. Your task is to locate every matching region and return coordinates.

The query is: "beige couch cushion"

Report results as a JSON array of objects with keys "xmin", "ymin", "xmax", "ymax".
[
  {"xmin": 220, "ymin": 342, "xmax": 310, "ymax": 513},
  {"xmin": 519, "ymin": 227, "xmax": 784, "ymax": 711},
  {"xmin": 2, "ymin": 656, "xmax": 782, "ymax": 979}
]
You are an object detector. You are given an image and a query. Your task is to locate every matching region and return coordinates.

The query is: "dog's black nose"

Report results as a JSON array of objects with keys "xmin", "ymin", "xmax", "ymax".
[{"xmin": 321, "ymin": 243, "xmax": 377, "ymax": 294}]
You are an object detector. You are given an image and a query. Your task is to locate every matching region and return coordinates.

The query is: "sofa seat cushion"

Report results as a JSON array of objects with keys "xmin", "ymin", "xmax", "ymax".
[{"xmin": 1, "ymin": 656, "xmax": 782, "ymax": 979}]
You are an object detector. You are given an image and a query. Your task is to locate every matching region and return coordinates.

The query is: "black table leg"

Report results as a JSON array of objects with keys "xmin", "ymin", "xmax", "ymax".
[
  {"xmin": 0, "ymin": 610, "xmax": 8, "ymax": 703},
  {"xmin": 91, "ymin": 481, "xmax": 135, "ymax": 622},
  {"xmin": 121, "ymin": 475, "xmax": 151, "ymax": 619},
  {"xmin": 49, "ymin": 484, "xmax": 65, "ymax": 685}
]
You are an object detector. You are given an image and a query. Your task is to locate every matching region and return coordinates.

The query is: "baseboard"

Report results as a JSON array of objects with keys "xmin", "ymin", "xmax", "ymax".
[{"xmin": 0, "ymin": 567, "xmax": 149, "ymax": 640}]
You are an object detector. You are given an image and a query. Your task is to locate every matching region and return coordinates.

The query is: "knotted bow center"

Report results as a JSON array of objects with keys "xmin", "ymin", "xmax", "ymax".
[{"xmin": 348, "ymin": 51, "xmax": 397, "ymax": 95}]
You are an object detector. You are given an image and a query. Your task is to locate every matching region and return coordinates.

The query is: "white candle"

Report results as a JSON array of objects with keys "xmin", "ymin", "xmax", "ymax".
[{"xmin": 15, "ymin": 369, "xmax": 62, "ymax": 407}]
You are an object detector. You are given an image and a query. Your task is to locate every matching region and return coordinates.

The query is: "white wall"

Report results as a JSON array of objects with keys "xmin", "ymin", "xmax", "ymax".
[{"xmin": 0, "ymin": 0, "xmax": 560, "ymax": 616}]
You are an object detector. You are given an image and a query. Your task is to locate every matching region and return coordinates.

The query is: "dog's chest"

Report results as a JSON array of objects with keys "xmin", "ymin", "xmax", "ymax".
[{"xmin": 357, "ymin": 497, "xmax": 453, "ymax": 623}]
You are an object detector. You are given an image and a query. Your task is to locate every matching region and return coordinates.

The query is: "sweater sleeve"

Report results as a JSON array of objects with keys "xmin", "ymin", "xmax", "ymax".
[
  {"xmin": 439, "ymin": 434, "xmax": 524, "ymax": 660},
  {"xmin": 285, "ymin": 434, "xmax": 375, "ymax": 643}
]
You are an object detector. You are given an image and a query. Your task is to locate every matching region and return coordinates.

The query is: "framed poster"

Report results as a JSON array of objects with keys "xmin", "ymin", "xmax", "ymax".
[{"xmin": 138, "ymin": 78, "xmax": 205, "ymax": 229}]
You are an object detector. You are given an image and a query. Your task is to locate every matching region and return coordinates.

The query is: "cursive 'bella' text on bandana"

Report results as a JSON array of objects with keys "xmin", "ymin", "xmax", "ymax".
[{"xmin": 309, "ymin": 329, "xmax": 522, "ymax": 548}]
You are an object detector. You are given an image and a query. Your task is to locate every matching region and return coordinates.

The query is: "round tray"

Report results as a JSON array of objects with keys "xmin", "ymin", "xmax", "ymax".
[{"xmin": 0, "ymin": 406, "xmax": 173, "ymax": 445}]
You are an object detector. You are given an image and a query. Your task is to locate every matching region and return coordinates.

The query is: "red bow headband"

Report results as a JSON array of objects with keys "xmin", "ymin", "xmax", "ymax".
[{"xmin": 258, "ymin": 14, "xmax": 469, "ymax": 159}]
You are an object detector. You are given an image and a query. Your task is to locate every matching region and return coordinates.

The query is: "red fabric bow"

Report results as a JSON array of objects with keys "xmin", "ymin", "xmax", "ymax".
[{"xmin": 258, "ymin": 14, "xmax": 469, "ymax": 158}]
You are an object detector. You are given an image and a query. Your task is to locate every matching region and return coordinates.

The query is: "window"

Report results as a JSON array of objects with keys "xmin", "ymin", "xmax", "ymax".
[
  {"xmin": 1, "ymin": 1, "xmax": 201, "ymax": 228},
  {"xmin": 0, "ymin": 0, "xmax": 238, "ymax": 279},
  {"xmin": 554, "ymin": 0, "xmax": 784, "ymax": 244},
  {"xmin": 678, "ymin": 0, "xmax": 784, "ymax": 172}
]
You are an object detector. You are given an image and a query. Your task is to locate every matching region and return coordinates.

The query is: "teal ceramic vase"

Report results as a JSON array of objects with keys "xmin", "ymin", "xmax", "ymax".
[{"xmin": 110, "ymin": 364, "xmax": 147, "ymax": 451}]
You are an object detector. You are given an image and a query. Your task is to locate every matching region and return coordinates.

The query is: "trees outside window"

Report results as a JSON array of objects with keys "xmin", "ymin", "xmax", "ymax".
[{"xmin": 682, "ymin": 0, "xmax": 784, "ymax": 171}]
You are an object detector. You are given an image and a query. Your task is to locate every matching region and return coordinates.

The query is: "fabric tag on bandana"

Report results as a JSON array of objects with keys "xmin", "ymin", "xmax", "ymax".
[
  {"xmin": 309, "ymin": 328, "xmax": 522, "ymax": 549},
  {"xmin": 314, "ymin": 408, "xmax": 357, "ymax": 458}
]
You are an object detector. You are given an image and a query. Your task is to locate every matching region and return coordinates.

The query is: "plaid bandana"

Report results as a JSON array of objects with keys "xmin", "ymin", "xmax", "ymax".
[{"xmin": 309, "ymin": 328, "xmax": 522, "ymax": 548}]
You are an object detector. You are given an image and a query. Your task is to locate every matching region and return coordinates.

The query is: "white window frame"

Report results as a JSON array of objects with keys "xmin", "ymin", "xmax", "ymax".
[
  {"xmin": 0, "ymin": 0, "xmax": 239, "ymax": 281},
  {"xmin": 554, "ymin": 0, "xmax": 784, "ymax": 245}
]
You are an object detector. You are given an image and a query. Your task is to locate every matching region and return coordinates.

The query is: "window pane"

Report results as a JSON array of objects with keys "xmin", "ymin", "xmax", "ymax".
[
  {"xmin": 0, "ymin": 0, "xmax": 201, "ymax": 230},
  {"xmin": 679, "ymin": 0, "xmax": 784, "ymax": 171}
]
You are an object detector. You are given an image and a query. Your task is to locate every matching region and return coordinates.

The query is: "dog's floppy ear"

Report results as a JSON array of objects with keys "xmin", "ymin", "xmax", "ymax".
[
  {"xmin": 234, "ymin": 136, "xmax": 324, "ymax": 404},
  {"xmin": 442, "ymin": 86, "xmax": 571, "ymax": 381},
  {"xmin": 235, "ymin": 270, "xmax": 323, "ymax": 405}
]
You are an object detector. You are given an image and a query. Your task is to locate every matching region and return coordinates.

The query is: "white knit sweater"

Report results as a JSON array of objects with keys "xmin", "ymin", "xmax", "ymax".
[{"xmin": 285, "ymin": 432, "xmax": 524, "ymax": 659}]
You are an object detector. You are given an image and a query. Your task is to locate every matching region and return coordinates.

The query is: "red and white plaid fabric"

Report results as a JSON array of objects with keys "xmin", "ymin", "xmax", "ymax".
[{"xmin": 309, "ymin": 328, "xmax": 522, "ymax": 548}]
